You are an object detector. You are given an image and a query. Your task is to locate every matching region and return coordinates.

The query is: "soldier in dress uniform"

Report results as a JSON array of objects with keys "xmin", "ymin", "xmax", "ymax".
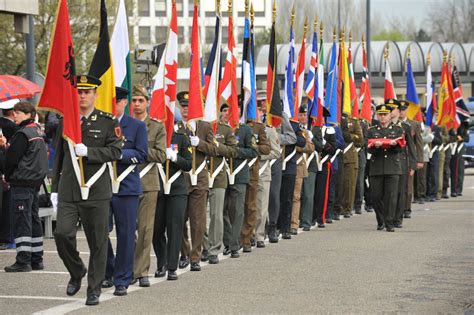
[
  {"xmin": 367, "ymin": 104, "xmax": 404, "ymax": 232},
  {"xmin": 223, "ymin": 107, "xmax": 257, "ymax": 258},
  {"xmin": 354, "ymin": 118, "xmax": 369, "ymax": 214},
  {"xmin": 340, "ymin": 113, "xmax": 363, "ymax": 218},
  {"xmin": 52, "ymin": 75, "xmax": 123, "ymax": 306},
  {"xmin": 203, "ymin": 103, "xmax": 238, "ymax": 264},
  {"xmin": 102, "ymin": 87, "xmax": 148, "ymax": 296},
  {"xmin": 152, "ymin": 106, "xmax": 193, "ymax": 281},
  {"xmin": 177, "ymin": 91, "xmax": 218, "ymax": 272},
  {"xmin": 290, "ymin": 105, "xmax": 315, "ymax": 234},
  {"xmin": 130, "ymin": 85, "xmax": 167, "ymax": 287}
]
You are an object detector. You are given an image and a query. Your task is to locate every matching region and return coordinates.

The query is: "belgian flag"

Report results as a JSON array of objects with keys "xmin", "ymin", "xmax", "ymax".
[{"xmin": 89, "ymin": 0, "xmax": 116, "ymax": 115}]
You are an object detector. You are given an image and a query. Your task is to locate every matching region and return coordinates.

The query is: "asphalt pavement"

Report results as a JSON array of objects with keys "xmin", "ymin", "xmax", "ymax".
[{"xmin": 0, "ymin": 170, "xmax": 473, "ymax": 314}]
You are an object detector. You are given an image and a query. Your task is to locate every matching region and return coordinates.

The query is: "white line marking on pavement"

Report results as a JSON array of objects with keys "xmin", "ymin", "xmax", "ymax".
[
  {"xmin": 0, "ymin": 295, "xmax": 81, "ymax": 301},
  {"xmin": 0, "ymin": 270, "xmax": 70, "ymax": 275}
]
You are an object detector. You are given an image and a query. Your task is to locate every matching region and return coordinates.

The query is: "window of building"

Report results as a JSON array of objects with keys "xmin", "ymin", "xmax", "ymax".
[
  {"xmin": 139, "ymin": 26, "xmax": 151, "ymax": 44},
  {"xmin": 176, "ymin": 0, "xmax": 183, "ymax": 15},
  {"xmin": 138, "ymin": 0, "xmax": 150, "ymax": 17},
  {"xmin": 178, "ymin": 26, "xmax": 185, "ymax": 44},
  {"xmin": 155, "ymin": 0, "xmax": 166, "ymax": 17},
  {"xmin": 155, "ymin": 26, "xmax": 168, "ymax": 45}
]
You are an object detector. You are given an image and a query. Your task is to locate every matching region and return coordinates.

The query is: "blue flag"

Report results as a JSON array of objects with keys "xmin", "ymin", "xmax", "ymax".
[{"xmin": 325, "ymin": 41, "xmax": 338, "ymax": 125}]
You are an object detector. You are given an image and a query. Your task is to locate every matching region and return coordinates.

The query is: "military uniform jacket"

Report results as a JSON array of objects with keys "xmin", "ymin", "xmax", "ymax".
[
  {"xmin": 340, "ymin": 116, "xmax": 363, "ymax": 164},
  {"xmin": 295, "ymin": 128, "xmax": 315, "ymax": 177},
  {"xmin": 309, "ymin": 126, "xmax": 329, "ymax": 173},
  {"xmin": 367, "ymin": 123, "xmax": 404, "ymax": 176},
  {"xmin": 247, "ymin": 121, "xmax": 271, "ymax": 181},
  {"xmin": 52, "ymin": 109, "xmax": 122, "ymax": 202},
  {"xmin": 395, "ymin": 120, "xmax": 416, "ymax": 172},
  {"xmin": 259, "ymin": 125, "xmax": 281, "ymax": 182},
  {"xmin": 282, "ymin": 120, "xmax": 306, "ymax": 177},
  {"xmin": 209, "ymin": 122, "xmax": 238, "ymax": 189},
  {"xmin": 179, "ymin": 120, "xmax": 218, "ymax": 192},
  {"xmin": 138, "ymin": 116, "xmax": 166, "ymax": 192},
  {"xmin": 406, "ymin": 118, "xmax": 423, "ymax": 163},
  {"xmin": 159, "ymin": 130, "xmax": 192, "ymax": 196},
  {"xmin": 231, "ymin": 124, "xmax": 257, "ymax": 185}
]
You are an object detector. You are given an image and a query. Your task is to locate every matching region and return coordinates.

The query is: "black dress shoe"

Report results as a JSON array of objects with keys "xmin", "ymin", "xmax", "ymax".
[
  {"xmin": 256, "ymin": 241, "xmax": 266, "ymax": 248},
  {"xmin": 303, "ymin": 227, "xmax": 311, "ymax": 231},
  {"xmin": 366, "ymin": 207, "xmax": 374, "ymax": 213},
  {"xmin": 208, "ymin": 255, "xmax": 219, "ymax": 264},
  {"xmin": 242, "ymin": 245, "xmax": 252, "ymax": 253},
  {"xmin": 167, "ymin": 270, "xmax": 177, "ymax": 280},
  {"xmin": 4, "ymin": 262, "xmax": 32, "ymax": 272},
  {"xmin": 268, "ymin": 231, "xmax": 279, "ymax": 243},
  {"xmin": 282, "ymin": 233, "xmax": 291, "ymax": 239},
  {"xmin": 230, "ymin": 250, "xmax": 240, "ymax": 258},
  {"xmin": 290, "ymin": 228, "xmax": 298, "ymax": 235},
  {"xmin": 394, "ymin": 224, "xmax": 403, "ymax": 228},
  {"xmin": 377, "ymin": 225, "xmax": 385, "ymax": 231},
  {"xmin": 441, "ymin": 194, "xmax": 449, "ymax": 199},
  {"xmin": 190, "ymin": 262, "xmax": 201, "ymax": 271},
  {"xmin": 317, "ymin": 223, "xmax": 325, "ymax": 228},
  {"xmin": 404, "ymin": 211, "xmax": 411, "ymax": 219},
  {"xmin": 113, "ymin": 286, "xmax": 127, "ymax": 296},
  {"xmin": 223, "ymin": 246, "xmax": 231, "ymax": 255},
  {"xmin": 101, "ymin": 278, "xmax": 113, "ymax": 288},
  {"xmin": 326, "ymin": 219, "xmax": 333, "ymax": 224},
  {"xmin": 201, "ymin": 250, "xmax": 209, "ymax": 262},
  {"xmin": 451, "ymin": 193, "xmax": 457, "ymax": 197},
  {"xmin": 178, "ymin": 256, "xmax": 190, "ymax": 269},
  {"xmin": 343, "ymin": 214, "xmax": 351, "ymax": 218},
  {"xmin": 333, "ymin": 215, "xmax": 340, "ymax": 220},
  {"xmin": 354, "ymin": 209, "xmax": 362, "ymax": 214},
  {"xmin": 250, "ymin": 238, "xmax": 256, "ymax": 247},
  {"xmin": 457, "ymin": 192, "xmax": 462, "ymax": 196},
  {"xmin": 311, "ymin": 220, "xmax": 317, "ymax": 226},
  {"xmin": 386, "ymin": 227, "xmax": 395, "ymax": 232},
  {"xmin": 154, "ymin": 266, "xmax": 167, "ymax": 278},
  {"xmin": 31, "ymin": 262, "xmax": 44, "ymax": 270},
  {"xmin": 85, "ymin": 293, "xmax": 100, "ymax": 306},
  {"xmin": 139, "ymin": 276, "xmax": 150, "ymax": 287},
  {"xmin": 67, "ymin": 268, "xmax": 87, "ymax": 296}
]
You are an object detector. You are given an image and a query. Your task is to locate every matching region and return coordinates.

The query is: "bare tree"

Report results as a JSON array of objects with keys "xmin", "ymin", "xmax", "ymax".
[{"xmin": 426, "ymin": 0, "xmax": 474, "ymax": 42}]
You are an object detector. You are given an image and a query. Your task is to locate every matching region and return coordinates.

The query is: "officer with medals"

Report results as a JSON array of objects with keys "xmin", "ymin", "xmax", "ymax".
[
  {"xmin": 103, "ymin": 87, "xmax": 148, "ymax": 296},
  {"xmin": 367, "ymin": 103, "xmax": 404, "ymax": 232},
  {"xmin": 152, "ymin": 95, "xmax": 193, "ymax": 281},
  {"xmin": 52, "ymin": 75, "xmax": 122, "ymax": 306}
]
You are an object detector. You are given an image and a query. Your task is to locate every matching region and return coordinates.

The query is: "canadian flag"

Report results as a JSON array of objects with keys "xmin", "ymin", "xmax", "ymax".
[
  {"xmin": 384, "ymin": 57, "xmax": 396, "ymax": 100},
  {"xmin": 150, "ymin": 0, "xmax": 178, "ymax": 147}
]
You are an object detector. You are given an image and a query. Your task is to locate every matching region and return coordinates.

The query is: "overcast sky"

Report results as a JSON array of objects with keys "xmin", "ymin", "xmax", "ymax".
[{"xmin": 370, "ymin": 0, "xmax": 435, "ymax": 30}]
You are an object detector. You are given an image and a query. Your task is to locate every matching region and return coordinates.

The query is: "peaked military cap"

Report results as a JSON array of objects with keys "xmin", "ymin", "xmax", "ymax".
[
  {"xmin": 77, "ymin": 75, "xmax": 101, "ymax": 90},
  {"xmin": 398, "ymin": 99, "xmax": 409, "ymax": 110},
  {"xmin": 115, "ymin": 87, "xmax": 129, "ymax": 101},
  {"xmin": 376, "ymin": 104, "xmax": 392, "ymax": 114},
  {"xmin": 299, "ymin": 105, "xmax": 307, "ymax": 114},
  {"xmin": 132, "ymin": 84, "xmax": 149, "ymax": 100},
  {"xmin": 385, "ymin": 98, "xmax": 400, "ymax": 109},
  {"xmin": 177, "ymin": 91, "xmax": 189, "ymax": 107}
]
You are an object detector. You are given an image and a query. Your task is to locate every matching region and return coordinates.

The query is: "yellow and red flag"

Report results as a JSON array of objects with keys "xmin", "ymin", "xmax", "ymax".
[
  {"xmin": 359, "ymin": 36, "xmax": 372, "ymax": 122},
  {"xmin": 187, "ymin": 1, "xmax": 204, "ymax": 122}
]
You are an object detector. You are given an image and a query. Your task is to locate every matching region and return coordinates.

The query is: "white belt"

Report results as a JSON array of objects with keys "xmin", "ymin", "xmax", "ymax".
[
  {"xmin": 208, "ymin": 159, "xmax": 226, "ymax": 188},
  {"xmin": 226, "ymin": 159, "xmax": 247, "ymax": 185},
  {"xmin": 367, "ymin": 153, "xmax": 372, "ymax": 160},
  {"xmin": 429, "ymin": 145, "xmax": 439, "ymax": 159},
  {"xmin": 269, "ymin": 158, "xmax": 278, "ymax": 167},
  {"xmin": 258, "ymin": 160, "xmax": 269, "ymax": 176},
  {"xmin": 157, "ymin": 163, "xmax": 182, "ymax": 195},
  {"xmin": 343, "ymin": 142, "xmax": 354, "ymax": 154},
  {"xmin": 443, "ymin": 144, "xmax": 451, "ymax": 152},
  {"xmin": 67, "ymin": 141, "xmax": 108, "ymax": 200},
  {"xmin": 188, "ymin": 160, "xmax": 207, "ymax": 186},
  {"xmin": 248, "ymin": 157, "xmax": 258, "ymax": 168},
  {"xmin": 282, "ymin": 148, "xmax": 296, "ymax": 171},
  {"xmin": 457, "ymin": 142, "xmax": 464, "ymax": 153},
  {"xmin": 306, "ymin": 152, "xmax": 315, "ymax": 170},
  {"xmin": 139, "ymin": 162, "xmax": 156, "ymax": 178},
  {"xmin": 450, "ymin": 143, "xmax": 457, "ymax": 155},
  {"xmin": 331, "ymin": 148, "xmax": 341, "ymax": 163},
  {"xmin": 317, "ymin": 155, "xmax": 329, "ymax": 171},
  {"xmin": 438, "ymin": 144, "xmax": 444, "ymax": 152},
  {"xmin": 356, "ymin": 147, "xmax": 361, "ymax": 153},
  {"xmin": 108, "ymin": 162, "xmax": 137, "ymax": 194},
  {"xmin": 296, "ymin": 155, "xmax": 304, "ymax": 165}
]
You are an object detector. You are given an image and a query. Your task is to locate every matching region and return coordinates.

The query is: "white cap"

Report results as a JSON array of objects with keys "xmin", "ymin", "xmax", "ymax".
[{"xmin": 0, "ymin": 99, "xmax": 20, "ymax": 110}]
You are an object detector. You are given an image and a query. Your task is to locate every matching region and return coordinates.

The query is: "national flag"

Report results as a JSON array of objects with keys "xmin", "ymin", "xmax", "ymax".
[
  {"xmin": 89, "ymin": 0, "xmax": 116, "ymax": 115},
  {"xmin": 384, "ymin": 51, "xmax": 396, "ymax": 100},
  {"xmin": 359, "ymin": 37, "xmax": 372, "ymax": 122},
  {"xmin": 111, "ymin": 0, "xmax": 132, "ymax": 115},
  {"xmin": 452, "ymin": 65, "xmax": 470, "ymax": 123},
  {"xmin": 293, "ymin": 20, "xmax": 307, "ymax": 121},
  {"xmin": 437, "ymin": 54, "xmax": 457, "ymax": 129},
  {"xmin": 340, "ymin": 36, "xmax": 351, "ymax": 116},
  {"xmin": 315, "ymin": 35, "xmax": 325, "ymax": 127},
  {"xmin": 265, "ymin": 1, "xmax": 282, "ymax": 127},
  {"xmin": 203, "ymin": 10, "xmax": 222, "ymax": 128},
  {"xmin": 325, "ymin": 38, "xmax": 339, "ymax": 125},
  {"xmin": 240, "ymin": 11, "xmax": 252, "ymax": 123},
  {"xmin": 305, "ymin": 22, "xmax": 317, "ymax": 127},
  {"xmin": 38, "ymin": 0, "xmax": 81, "ymax": 144},
  {"xmin": 348, "ymin": 38, "xmax": 359, "ymax": 118},
  {"xmin": 283, "ymin": 23, "xmax": 295, "ymax": 118},
  {"xmin": 425, "ymin": 59, "xmax": 435, "ymax": 128},
  {"xmin": 248, "ymin": 10, "xmax": 258, "ymax": 121},
  {"xmin": 406, "ymin": 57, "xmax": 422, "ymax": 122},
  {"xmin": 218, "ymin": 3, "xmax": 239, "ymax": 129},
  {"xmin": 187, "ymin": 1, "xmax": 204, "ymax": 121},
  {"xmin": 149, "ymin": 0, "xmax": 178, "ymax": 147}
]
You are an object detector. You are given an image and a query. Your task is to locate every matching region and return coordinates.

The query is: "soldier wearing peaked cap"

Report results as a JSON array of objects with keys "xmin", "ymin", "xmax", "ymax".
[
  {"xmin": 52, "ymin": 74, "xmax": 123, "ymax": 306},
  {"xmin": 367, "ymin": 104, "xmax": 404, "ymax": 232}
]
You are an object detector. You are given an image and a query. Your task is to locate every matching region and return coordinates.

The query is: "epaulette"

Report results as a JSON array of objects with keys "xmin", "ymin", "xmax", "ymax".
[{"xmin": 98, "ymin": 110, "xmax": 115, "ymax": 120}]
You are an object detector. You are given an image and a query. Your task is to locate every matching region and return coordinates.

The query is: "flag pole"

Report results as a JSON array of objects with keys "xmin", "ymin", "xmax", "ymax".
[{"xmin": 78, "ymin": 155, "xmax": 86, "ymax": 187}]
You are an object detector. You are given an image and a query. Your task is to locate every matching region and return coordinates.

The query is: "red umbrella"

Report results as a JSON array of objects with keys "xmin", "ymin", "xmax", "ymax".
[{"xmin": 0, "ymin": 75, "xmax": 42, "ymax": 102}]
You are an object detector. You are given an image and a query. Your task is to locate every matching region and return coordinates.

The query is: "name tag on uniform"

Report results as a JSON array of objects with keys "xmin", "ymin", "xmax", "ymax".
[{"xmin": 89, "ymin": 130, "xmax": 102, "ymax": 133}]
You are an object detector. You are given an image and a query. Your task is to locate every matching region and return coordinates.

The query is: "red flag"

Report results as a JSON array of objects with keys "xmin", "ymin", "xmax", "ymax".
[
  {"xmin": 348, "ymin": 42, "xmax": 359, "ymax": 118},
  {"xmin": 219, "ymin": 9, "xmax": 239, "ymax": 129},
  {"xmin": 384, "ymin": 55, "xmax": 396, "ymax": 100},
  {"xmin": 359, "ymin": 39, "xmax": 372, "ymax": 122},
  {"xmin": 38, "ymin": 0, "xmax": 81, "ymax": 144},
  {"xmin": 187, "ymin": 2, "xmax": 204, "ymax": 121},
  {"xmin": 293, "ymin": 23, "xmax": 307, "ymax": 121}
]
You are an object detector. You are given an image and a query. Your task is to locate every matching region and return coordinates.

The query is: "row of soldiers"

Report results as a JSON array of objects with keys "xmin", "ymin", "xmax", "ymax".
[{"xmin": 47, "ymin": 75, "xmax": 468, "ymax": 306}]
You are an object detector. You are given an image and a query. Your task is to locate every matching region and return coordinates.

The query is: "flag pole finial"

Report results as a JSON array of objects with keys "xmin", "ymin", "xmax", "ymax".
[
  {"xmin": 304, "ymin": 16, "xmax": 308, "ymax": 32},
  {"xmin": 451, "ymin": 54, "xmax": 456, "ymax": 65},
  {"xmin": 272, "ymin": 0, "xmax": 276, "ymax": 22},
  {"xmin": 384, "ymin": 46, "xmax": 389, "ymax": 59},
  {"xmin": 332, "ymin": 26, "xmax": 336, "ymax": 41},
  {"xmin": 442, "ymin": 50, "xmax": 447, "ymax": 62},
  {"xmin": 361, "ymin": 33, "xmax": 365, "ymax": 49},
  {"xmin": 228, "ymin": 0, "xmax": 233, "ymax": 14},
  {"xmin": 427, "ymin": 52, "xmax": 431, "ymax": 65},
  {"xmin": 407, "ymin": 47, "xmax": 411, "ymax": 59},
  {"xmin": 216, "ymin": 0, "xmax": 220, "ymax": 14},
  {"xmin": 291, "ymin": 5, "xmax": 295, "ymax": 27},
  {"xmin": 320, "ymin": 21, "xmax": 324, "ymax": 37},
  {"xmin": 250, "ymin": 3, "xmax": 254, "ymax": 23},
  {"xmin": 194, "ymin": 0, "xmax": 199, "ymax": 6},
  {"xmin": 314, "ymin": 16, "xmax": 318, "ymax": 32},
  {"xmin": 245, "ymin": 0, "xmax": 249, "ymax": 17},
  {"xmin": 349, "ymin": 30, "xmax": 352, "ymax": 47}
]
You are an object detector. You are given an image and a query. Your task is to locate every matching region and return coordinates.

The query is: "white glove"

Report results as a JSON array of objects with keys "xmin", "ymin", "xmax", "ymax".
[
  {"xmin": 307, "ymin": 130, "xmax": 314, "ymax": 140},
  {"xmin": 190, "ymin": 136, "xmax": 200, "ymax": 147},
  {"xmin": 322, "ymin": 138, "xmax": 327, "ymax": 146},
  {"xmin": 50, "ymin": 193, "xmax": 58, "ymax": 213},
  {"xmin": 75, "ymin": 143, "xmax": 88, "ymax": 157},
  {"xmin": 166, "ymin": 148, "xmax": 177, "ymax": 162}
]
